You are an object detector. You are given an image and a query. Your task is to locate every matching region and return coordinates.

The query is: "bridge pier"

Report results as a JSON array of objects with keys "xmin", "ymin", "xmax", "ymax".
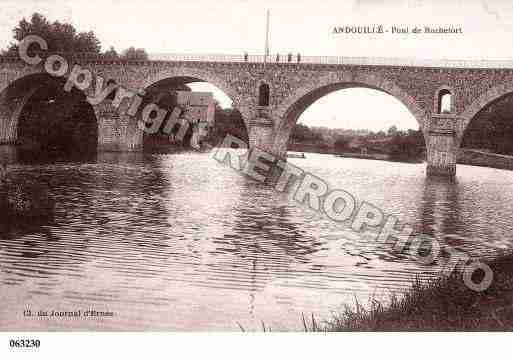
[
  {"xmin": 246, "ymin": 107, "xmax": 287, "ymax": 183},
  {"xmin": 248, "ymin": 120, "xmax": 275, "ymax": 154},
  {"xmin": 96, "ymin": 102, "xmax": 142, "ymax": 152},
  {"xmin": 248, "ymin": 106, "xmax": 288, "ymax": 155},
  {"xmin": 426, "ymin": 114, "xmax": 460, "ymax": 177}
]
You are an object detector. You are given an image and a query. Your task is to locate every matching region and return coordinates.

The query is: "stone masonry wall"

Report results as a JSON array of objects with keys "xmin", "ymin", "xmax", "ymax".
[{"xmin": 3, "ymin": 57, "xmax": 513, "ymax": 163}]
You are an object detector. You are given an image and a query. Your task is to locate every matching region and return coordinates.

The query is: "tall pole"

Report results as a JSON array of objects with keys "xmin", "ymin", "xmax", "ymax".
[{"xmin": 264, "ymin": 9, "xmax": 270, "ymax": 66}]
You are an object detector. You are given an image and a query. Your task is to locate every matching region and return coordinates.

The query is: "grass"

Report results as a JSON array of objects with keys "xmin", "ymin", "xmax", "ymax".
[
  {"xmin": 319, "ymin": 253, "xmax": 513, "ymax": 331},
  {"xmin": 235, "ymin": 253, "xmax": 513, "ymax": 332}
]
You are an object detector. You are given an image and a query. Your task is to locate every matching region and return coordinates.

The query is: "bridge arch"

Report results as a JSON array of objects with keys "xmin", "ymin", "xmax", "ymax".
[
  {"xmin": 0, "ymin": 66, "xmax": 47, "ymax": 96},
  {"xmin": 141, "ymin": 68, "xmax": 250, "ymax": 122},
  {"xmin": 273, "ymin": 72, "xmax": 428, "ymax": 153},
  {"xmin": 0, "ymin": 71, "xmax": 98, "ymax": 155},
  {"xmin": 1, "ymin": 67, "xmax": 59, "ymax": 144},
  {"xmin": 458, "ymin": 82, "xmax": 513, "ymax": 152},
  {"xmin": 460, "ymin": 82, "xmax": 513, "ymax": 134},
  {"xmin": 132, "ymin": 67, "xmax": 251, "ymax": 150}
]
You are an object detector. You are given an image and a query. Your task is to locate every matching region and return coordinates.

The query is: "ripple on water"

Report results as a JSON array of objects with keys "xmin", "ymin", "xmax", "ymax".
[{"xmin": 1, "ymin": 152, "xmax": 513, "ymax": 330}]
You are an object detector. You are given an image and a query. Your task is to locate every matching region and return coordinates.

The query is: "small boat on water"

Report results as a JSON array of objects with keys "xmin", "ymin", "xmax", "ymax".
[{"xmin": 287, "ymin": 152, "xmax": 306, "ymax": 159}]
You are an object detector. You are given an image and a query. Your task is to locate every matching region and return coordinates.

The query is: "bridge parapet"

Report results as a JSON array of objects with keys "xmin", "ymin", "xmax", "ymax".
[
  {"xmin": 4, "ymin": 52, "xmax": 513, "ymax": 69},
  {"xmin": 149, "ymin": 53, "xmax": 513, "ymax": 68}
]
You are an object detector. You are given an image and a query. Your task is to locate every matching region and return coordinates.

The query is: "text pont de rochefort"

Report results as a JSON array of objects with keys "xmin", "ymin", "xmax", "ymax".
[{"xmin": 332, "ymin": 25, "xmax": 463, "ymax": 34}]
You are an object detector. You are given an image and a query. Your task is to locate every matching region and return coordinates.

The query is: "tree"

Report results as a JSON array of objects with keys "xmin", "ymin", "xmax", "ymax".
[
  {"xmin": 121, "ymin": 47, "xmax": 149, "ymax": 60},
  {"xmin": 291, "ymin": 123, "xmax": 323, "ymax": 143},
  {"xmin": 210, "ymin": 106, "xmax": 248, "ymax": 145},
  {"xmin": 371, "ymin": 131, "xmax": 384, "ymax": 140},
  {"xmin": 387, "ymin": 129, "xmax": 425, "ymax": 161},
  {"xmin": 74, "ymin": 31, "xmax": 101, "ymax": 53},
  {"xmin": 387, "ymin": 125, "xmax": 398, "ymax": 136},
  {"xmin": 3, "ymin": 13, "xmax": 102, "ymax": 56},
  {"xmin": 103, "ymin": 46, "xmax": 119, "ymax": 59},
  {"xmin": 334, "ymin": 135, "xmax": 351, "ymax": 152}
]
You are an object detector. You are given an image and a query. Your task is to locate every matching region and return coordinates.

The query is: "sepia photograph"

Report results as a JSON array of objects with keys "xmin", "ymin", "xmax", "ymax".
[{"xmin": 1, "ymin": 0, "xmax": 513, "ymax": 356}]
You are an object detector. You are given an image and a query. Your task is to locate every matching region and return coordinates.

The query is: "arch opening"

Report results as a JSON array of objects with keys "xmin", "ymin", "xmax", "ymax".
[
  {"xmin": 258, "ymin": 83, "xmax": 270, "ymax": 107},
  {"xmin": 283, "ymin": 84, "xmax": 425, "ymax": 161},
  {"xmin": 138, "ymin": 76, "xmax": 248, "ymax": 153},
  {"xmin": 438, "ymin": 89, "xmax": 452, "ymax": 114},
  {"xmin": 461, "ymin": 91, "xmax": 513, "ymax": 155},
  {"xmin": 0, "ymin": 73, "xmax": 98, "ymax": 160}
]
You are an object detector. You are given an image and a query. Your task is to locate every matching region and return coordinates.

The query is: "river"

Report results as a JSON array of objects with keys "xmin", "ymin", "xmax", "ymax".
[{"xmin": 1, "ymin": 151, "xmax": 513, "ymax": 330}]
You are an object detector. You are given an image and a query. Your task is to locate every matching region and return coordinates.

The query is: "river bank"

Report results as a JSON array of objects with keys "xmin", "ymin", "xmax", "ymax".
[
  {"xmin": 288, "ymin": 143, "xmax": 424, "ymax": 163},
  {"xmin": 458, "ymin": 149, "xmax": 513, "ymax": 171},
  {"xmin": 335, "ymin": 152, "xmax": 390, "ymax": 161},
  {"xmin": 318, "ymin": 252, "xmax": 513, "ymax": 331},
  {"xmin": 334, "ymin": 152, "xmax": 423, "ymax": 163},
  {"xmin": 331, "ymin": 151, "xmax": 423, "ymax": 164}
]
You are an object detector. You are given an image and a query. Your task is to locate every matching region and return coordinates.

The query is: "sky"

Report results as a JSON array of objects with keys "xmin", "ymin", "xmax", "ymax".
[{"xmin": 2, "ymin": 0, "xmax": 513, "ymax": 131}]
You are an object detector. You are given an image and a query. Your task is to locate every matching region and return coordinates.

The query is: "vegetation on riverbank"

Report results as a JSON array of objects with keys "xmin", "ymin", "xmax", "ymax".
[
  {"xmin": 316, "ymin": 252, "xmax": 513, "ymax": 331},
  {"xmin": 288, "ymin": 124, "xmax": 426, "ymax": 163}
]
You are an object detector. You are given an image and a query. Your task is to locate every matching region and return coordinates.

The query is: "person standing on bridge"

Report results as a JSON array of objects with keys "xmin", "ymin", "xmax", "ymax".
[
  {"xmin": 276, "ymin": 53, "xmax": 280, "ymax": 62},
  {"xmin": 297, "ymin": 53, "xmax": 301, "ymax": 63}
]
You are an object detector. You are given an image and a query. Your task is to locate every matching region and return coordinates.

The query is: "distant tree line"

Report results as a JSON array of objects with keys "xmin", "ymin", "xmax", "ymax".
[
  {"xmin": 386, "ymin": 129, "xmax": 425, "ymax": 161},
  {"xmin": 291, "ymin": 123, "xmax": 426, "ymax": 161},
  {"xmin": 291, "ymin": 123, "xmax": 324, "ymax": 143}
]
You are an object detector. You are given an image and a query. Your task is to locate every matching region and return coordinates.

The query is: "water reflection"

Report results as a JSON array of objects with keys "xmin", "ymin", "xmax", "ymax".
[
  {"xmin": 1, "ymin": 153, "xmax": 513, "ymax": 330},
  {"xmin": 415, "ymin": 176, "xmax": 467, "ymax": 248}
]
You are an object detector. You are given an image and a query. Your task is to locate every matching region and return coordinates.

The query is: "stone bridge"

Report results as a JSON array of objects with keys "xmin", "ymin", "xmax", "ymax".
[{"xmin": 2, "ymin": 52, "xmax": 513, "ymax": 176}]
